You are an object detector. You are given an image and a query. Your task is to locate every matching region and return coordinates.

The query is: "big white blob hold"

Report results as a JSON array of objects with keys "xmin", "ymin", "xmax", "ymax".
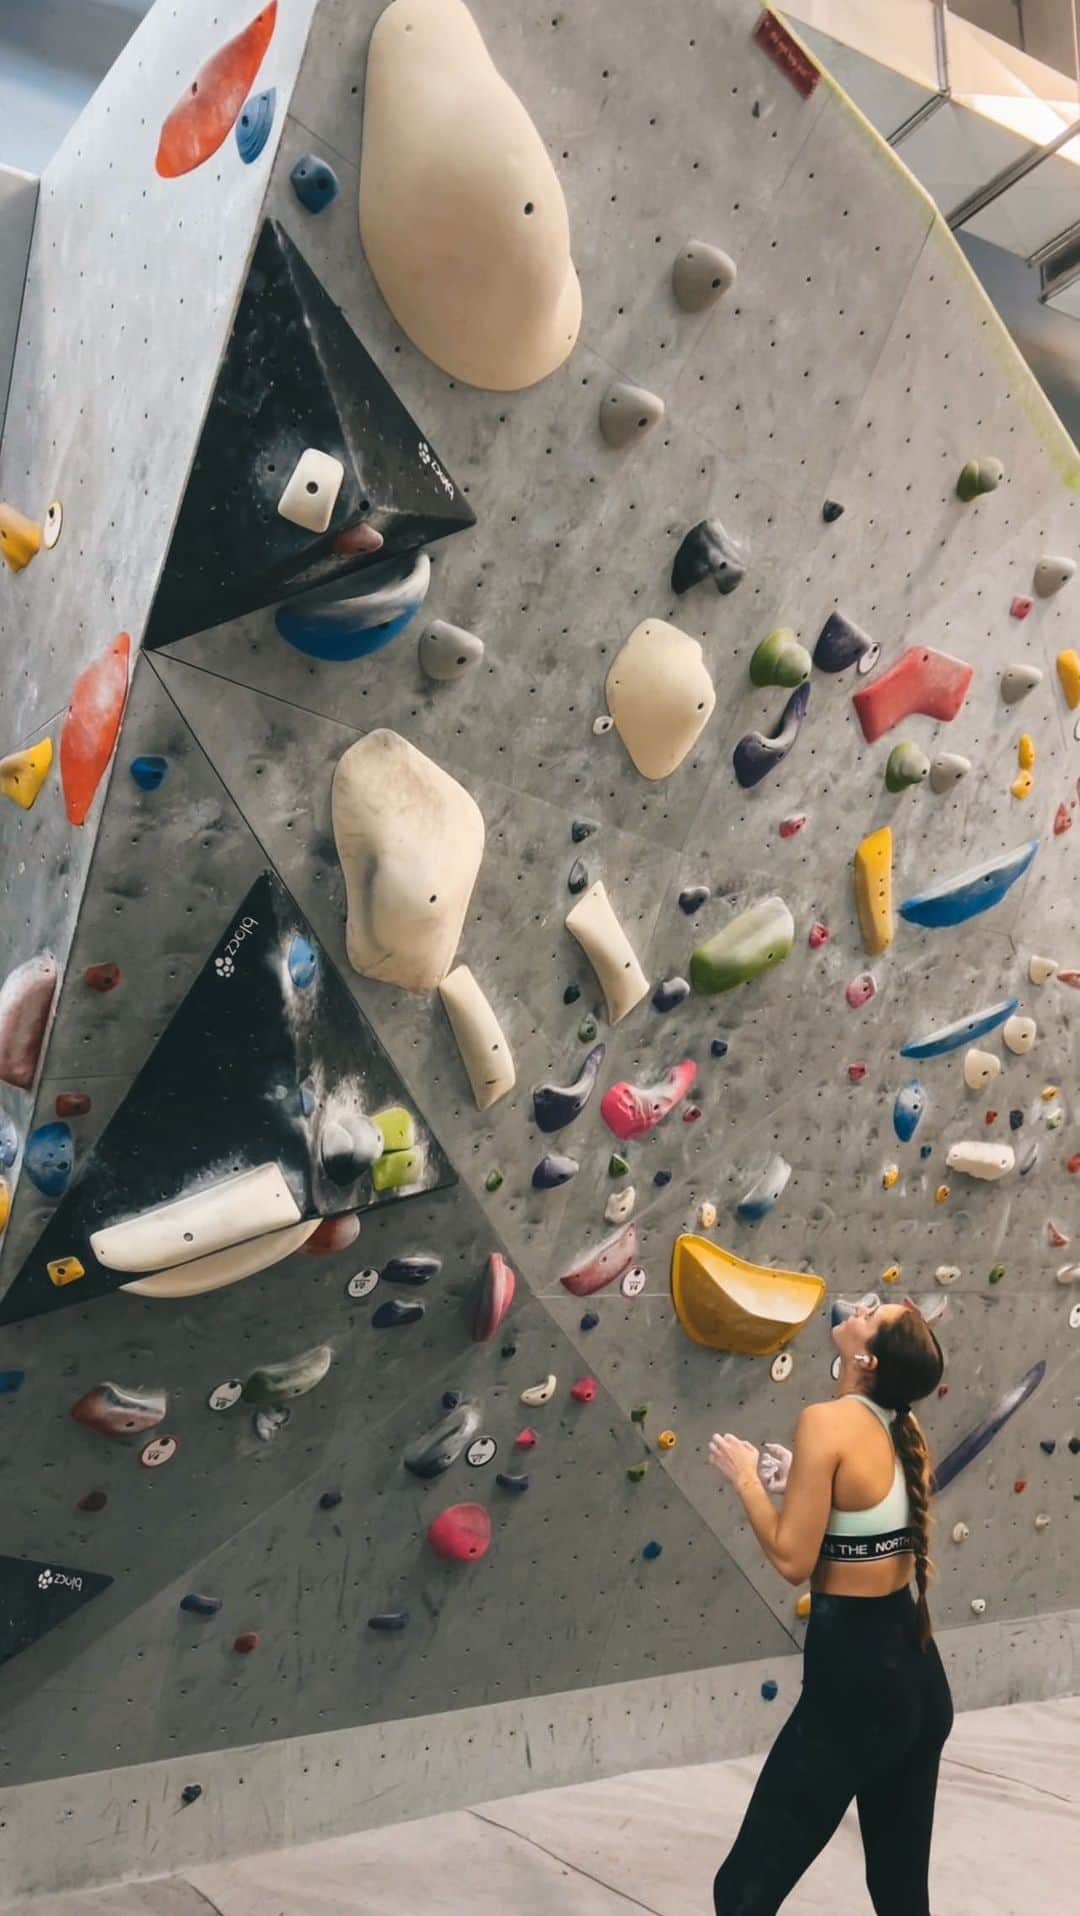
[{"xmin": 605, "ymin": 620, "xmax": 716, "ymax": 780}]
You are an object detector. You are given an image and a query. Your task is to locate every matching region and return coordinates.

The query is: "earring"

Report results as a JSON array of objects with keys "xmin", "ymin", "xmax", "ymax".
[{"xmin": 855, "ymin": 1353, "xmax": 871, "ymax": 1367}]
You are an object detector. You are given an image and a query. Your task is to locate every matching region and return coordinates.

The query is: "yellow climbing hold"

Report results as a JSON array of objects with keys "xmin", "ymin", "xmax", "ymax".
[
  {"xmin": 853, "ymin": 826, "xmax": 893, "ymax": 956},
  {"xmin": 658, "ymin": 1429, "xmax": 677, "ymax": 1450},
  {"xmin": 1018, "ymin": 735, "xmax": 1035, "ymax": 770},
  {"xmin": 670, "ymin": 1235, "xmax": 825, "ymax": 1356},
  {"xmin": 47, "ymin": 1255, "xmax": 85, "ymax": 1287},
  {"xmin": 0, "ymin": 503, "xmax": 41, "ymax": 572},
  {"xmin": 0, "ymin": 1176, "xmax": 9, "ymax": 1233},
  {"xmin": 881, "ymin": 1263, "xmax": 901, "ymax": 1284},
  {"xmin": 1056, "ymin": 649, "xmax": 1080, "ymax": 709},
  {"xmin": 795, "ymin": 1592, "xmax": 812, "ymax": 1619},
  {"xmin": 1010, "ymin": 770, "xmax": 1033, "ymax": 799},
  {"xmin": 935, "ymin": 1183, "xmax": 951, "ymax": 1204},
  {"xmin": 882, "ymin": 1164, "xmax": 899, "ymax": 1190},
  {"xmin": 1042, "ymin": 1084, "xmax": 1060, "ymax": 1101},
  {"xmin": 0, "ymin": 736, "xmax": 53, "ymax": 811}
]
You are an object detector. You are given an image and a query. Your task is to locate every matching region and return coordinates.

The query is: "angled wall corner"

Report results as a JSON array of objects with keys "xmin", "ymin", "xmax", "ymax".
[{"xmin": 0, "ymin": 167, "xmax": 38, "ymax": 436}]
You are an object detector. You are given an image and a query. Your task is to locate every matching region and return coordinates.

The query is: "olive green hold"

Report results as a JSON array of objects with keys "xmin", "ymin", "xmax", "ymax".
[
  {"xmin": 626, "ymin": 1461, "xmax": 649, "ymax": 1483},
  {"xmin": 956, "ymin": 457, "xmax": 1004, "ymax": 503},
  {"xmin": 749, "ymin": 628, "xmax": 811, "ymax": 689},
  {"xmin": 578, "ymin": 1015, "xmax": 598, "ymax": 1043},
  {"xmin": 885, "ymin": 741, "xmax": 930, "ymax": 793},
  {"xmin": 608, "ymin": 1153, "xmax": 630, "ymax": 1179},
  {"xmin": 988, "ymin": 1264, "xmax": 1006, "ymax": 1285},
  {"xmin": 485, "ymin": 1169, "xmax": 504, "ymax": 1192},
  {"xmin": 691, "ymin": 895, "xmax": 795, "ymax": 996},
  {"xmin": 630, "ymin": 1404, "xmax": 648, "ymax": 1426}
]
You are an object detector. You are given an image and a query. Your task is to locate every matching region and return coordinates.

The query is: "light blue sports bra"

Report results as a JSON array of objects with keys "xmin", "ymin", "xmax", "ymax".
[{"xmin": 819, "ymin": 1397, "xmax": 915, "ymax": 1564}]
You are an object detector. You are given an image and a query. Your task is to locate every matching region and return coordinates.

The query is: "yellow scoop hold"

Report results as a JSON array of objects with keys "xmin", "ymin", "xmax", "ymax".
[
  {"xmin": 670, "ymin": 1235, "xmax": 826, "ymax": 1355},
  {"xmin": 0, "ymin": 737, "xmax": 53, "ymax": 810}
]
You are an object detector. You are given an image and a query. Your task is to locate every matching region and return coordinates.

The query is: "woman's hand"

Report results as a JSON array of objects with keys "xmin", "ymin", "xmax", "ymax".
[
  {"xmin": 708, "ymin": 1431, "xmax": 760, "ymax": 1493},
  {"xmin": 758, "ymin": 1442, "xmax": 793, "ymax": 1494}
]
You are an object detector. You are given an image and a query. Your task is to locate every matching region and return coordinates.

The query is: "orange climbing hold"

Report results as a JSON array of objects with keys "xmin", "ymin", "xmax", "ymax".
[
  {"xmin": 155, "ymin": 5, "xmax": 278, "ymax": 178},
  {"xmin": 60, "ymin": 632, "xmax": 130, "ymax": 825}
]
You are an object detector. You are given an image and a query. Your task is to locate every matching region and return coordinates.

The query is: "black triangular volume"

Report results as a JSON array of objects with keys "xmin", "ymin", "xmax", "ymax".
[
  {"xmin": 144, "ymin": 220, "xmax": 476, "ymax": 649},
  {"xmin": 0, "ymin": 1553, "xmax": 113, "ymax": 1665},
  {"xmin": 0, "ymin": 871, "xmax": 456, "ymax": 1325}
]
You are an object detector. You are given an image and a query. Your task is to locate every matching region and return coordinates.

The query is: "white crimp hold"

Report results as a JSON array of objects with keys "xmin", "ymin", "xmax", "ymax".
[
  {"xmin": 1028, "ymin": 955, "xmax": 1058, "ymax": 985},
  {"xmin": 604, "ymin": 1185, "xmax": 636, "ymax": 1224},
  {"xmin": 565, "ymin": 880, "xmax": 649, "ymax": 1025},
  {"xmin": 952, "ymin": 1522, "xmax": 970, "ymax": 1543},
  {"xmin": 1034, "ymin": 1513, "xmax": 1051, "ymax": 1531},
  {"xmin": 1056, "ymin": 1263, "xmax": 1080, "ymax": 1284},
  {"xmin": 520, "ymin": 1374, "xmax": 557, "ymax": 1406},
  {"xmin": 970, "ymin": 1597, "xmax": 986, "ymax": 1615},
  {"xmin": 945, "ymin": 1142, "xmax": 1015, "ymax": 1181},
  {"xmin": 698, "ymin": 1200, "xmax": 717, "ymax": 1229},
  {"xmin": 438, "ymin": 964, "xmax": 516, "ymax": 1110},
  {"xmin": 277, "ymin": 449, "xmax": 345, "ymax": 533},
  {"xmin": 935, "ymin": 1265, "xmax": 961, "ymax": 1286},
  {"xmin": 1002, "ymin": 1013, "xmax": 1037, "ymax": 1054},
  {"xmin": 963, "ymin": 1048, "xmax": 1001, "ymax": 1091}
]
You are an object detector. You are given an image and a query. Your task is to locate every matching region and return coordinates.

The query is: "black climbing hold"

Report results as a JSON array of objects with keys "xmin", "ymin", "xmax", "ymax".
[
  {"xmin": 143, "ymin": 221, "xmax": 475, "ymax": 649},
  {"xmin": 652, "ymin": 976, "xmax": 690, "ymax": 1014},
  {"xmin": 822, "ymin": 500, "xmax": 844, "ymax": 523},
  {"xmin": 319, "ymin": 1111, "xmax": 381, "ymax": 1186},
  {"xmin": 368, "ymin": 1612, "xmax": 409, "ymax": 1632},
  {"xmin": 761, "ymin": 1679, "xmax": 779, "ymax": 1701},
  {"xmin": 812, "ymin": 610, "xmax": 877, "ymax": 674},
  {"xmin": 1009, "ymin": 1109, "xmax": 1024, "ymax": 1130},
  {"xmin": 671, "ymin": 519, "xmax": 748, "ymax": 596},
  {"xmin": 319, "ymin": 1489, "xmax": 343, "ymax": 1510},
  {"xmin": 710, "ymin": 1037, "xmax": 729, "ymax": 1058},
  {"xmin": 653, "ymin": 1169, "xmax": 672, "ymax": 1187},
  {"xmin": 642, "ymin": 1540, "xmax": 662, "ymax": 1560},
  {"xmin": 920, "ymin": 1144, "xmax": 933, "ymax": 1159},
  {"xmin": 563, "ymin": 983, "xmax": 581, "ymax": 1004},
  {"xmin": 381, "ymin": 1253, "xmax": 442, "ymax": 1286},
  {"xmin": 532, "ymin": 1153, "xmax": 579, "ymax": 1189},
  {"xmin": 372, "ymin": 1298, "xmax": 425, "ymax": 1329},
  {"xmin": 1070, "ymin": 1438, "xmax": 1080, "ymax": 1455},
  {"xmin": 630, "ymin": 1405, "xmax": 648, "ymax": 1425},
  {"xmin": 571, "ymin": 819, "xmax": 599, "ymax": 844},
  {"xmin": 568, "ymin": 859, "xmax": 589, "ymax": 895},
  {"xmin": 501, "ymin": 1342, "xmax": 518, "ymax": 1359},
  {"xmin": 495, "ymin": 1472, "xmax": 530, "ymax": 1493},
  {"xmin": 442, "ymin": 1390, "xmax": 463, "ymax": 1410},
  {"xmin": 1040, "ymin": 1440, "xmax": 1056, "ymax": 1455},
  {"xmin": 679, "ymin": 885, "xmax": 711, "ymax": 915},
  {"xmin": 179, "ymin": 1593, "xmax": 223, "ymax": 1617},
  {"xmin": 180, "ymin": 1784, "xmax": 203, "ymax": 1807},
  {"xmin": 580, "ymin": 1310, "xmax": 600, "ymax": 1331}
]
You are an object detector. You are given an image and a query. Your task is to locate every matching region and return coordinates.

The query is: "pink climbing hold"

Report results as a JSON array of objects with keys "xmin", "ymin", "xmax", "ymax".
[
  {"xmin": 60, "ymin": 632, "xmax": 131, "ymax": 826},
  {"xmin": 846, "ymin": 972, "xmax": 877, "ymax": 1009},
  {"xmin": 681, "ymin": 1103, "xmax": 703, "ymax": 1123},
  {"xmin": 570, "ymin": 1377, "xmax": 597, "ymax": 1403},
  {"xmin": 301, "ymin": 1213, "xmax": 361, "ymax": 1255},
  {"xmin": 778, "ymin": 814, "xmax": 806, "ymax": 838},
  {"xmin": 1053, "ymin": 803, "xmax": 1072, "ymax": 836},
  {"xmin": 331, "ymin": 523, "xmax": 384, "ymax": 557},
  {"xmin": 848, "ymin": 1062, "xmax": 867, "ymax": 1083},
  {"xmin": 808, "ymin": 922, "xmax": 830, "ymax": 949},
  {"xmin": 474, "ymin": 1251, "xmax": 516, "ymax": 1343},
  {"xmin": 1047, "ymin": 1220, "xmax": 1070, "ymax": 1248},
  {"xmin": 559, "ymin": 1223, "xmax": 639, "ymax": 1297},
  {"xmin": 851, "ymin": 646, "xmax": 973, "ymax": 744},
  {"xmin": 427, "ymin": 1502, "xmax": 492, "ymax": 1562},
  {"xmin": 0, "ymin": 952, "xmax": 57, "ymax": 1090},
  {"xmin": 600, "ymin": 1059, "xmax": 697, "ymax": 1140},
  {"xmin": 1056, "ymin": 970, "xmax": 1080, "ymax": 988},
  {"xmin": 514, "ymin": 1428, "xmax": 538, "ymax": 1449},
  {"xmin": 83, "ymin": 962, "xmax": 121, "ymax": 993},
  {"xmin": 1010, "ymin": 597, "xmax": 1033, "ymax": 620}
]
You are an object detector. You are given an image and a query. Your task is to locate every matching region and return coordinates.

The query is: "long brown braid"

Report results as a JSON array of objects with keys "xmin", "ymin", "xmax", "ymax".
[{"xmin": 867, "ymin": 1309, "xmax": 945, "ymax": 1650}]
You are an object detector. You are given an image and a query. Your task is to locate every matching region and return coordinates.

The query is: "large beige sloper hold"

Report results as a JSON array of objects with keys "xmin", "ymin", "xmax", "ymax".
[
  {"xmin": 122, "ymin": 1221, "xmax": 320, "ymax": 1299},
  {"xmin": 606, "ymin": 620, "xmax": 716, "ymax": 780},
  {"xmin": 359, "ymin": 0, "xmax": 581, "ymax": 391},
  {"xmin": 333, "ymin": 730, "xmax": 484, "ymax": 991},
  {"xmin": 945, "ymin": 1141, "xmax": 1015, "ymax": 1181},
  {"xmin": 91, "ymin": 1164, "xmax": 302, "ymax": 1273},
  {"xmin": 565, "ymin": 881, "xmax": 648, "ymax": 1025},
  {"xmin": 438, "ymin": 965, "xmax": 515, "ymax": 1110}
]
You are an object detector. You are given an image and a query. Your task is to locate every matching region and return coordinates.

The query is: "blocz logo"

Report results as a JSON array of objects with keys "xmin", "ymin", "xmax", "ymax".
[
  {"xmin": 38, "ymin": 1568, "xmax": 83, "ymax": 1592},
  {"xmin": 214, "ymin": 915, "xmax": 258, "ymax": 980}
]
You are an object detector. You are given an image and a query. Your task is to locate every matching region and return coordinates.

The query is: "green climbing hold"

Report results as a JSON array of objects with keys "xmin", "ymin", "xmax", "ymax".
[
  {"xmin": 626, "ymin": 1461, "xmax": 648, "ymax": 1483},
  {"xmin": 485, "ymin": 1168, "xmax": 504, "ymax": 1192},
  {"xmin": 578, "ymin": 1015, "xmax": 598, "ymax": 1043},
  {"xmin": 373, "ymin": 1106, "xmax": 415, "ymax": 1153},
  {"xmin": 630, "ymin": 1404, "xmax": 648, "ymax": 1426},
  {"xmin": 956, "ymin": 457, "xmax": 1004, "ymax": 502},
  {"xmin": 691, "ymin": 896, "xmax": 795, "ymax": 996},
  {"xmin": 885, "ymin": 741, "xmax": 930, "ymax": 793},
  {"xmin": 372, "ymin": 1147, "xmax": 425, "ymax": 1191},
  {"xmin": 988, "ymin": 1264, "xmax": 1006, "ymax": 1285},
  {"xmin": 749, "ymin": 628, "xmax": 811, "ymax": 689},
  {"xmin": 608, "ymin": 1153, "xmax": 630, "ymax": 1179}
]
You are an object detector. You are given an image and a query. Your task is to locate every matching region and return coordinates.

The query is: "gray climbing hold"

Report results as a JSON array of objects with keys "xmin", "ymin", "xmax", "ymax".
[
  {"xmin": 571, "ymin": 818, "xmax": 599, "ymax": 843},
  {"xmin": 652, "ymin": 976, "xmax": 690, "ymax": 1013},
  {"xmin": 254, "ymin": 1405, "xmax": 291, "ymax": 1441},
  {"xmin": 928, "ymin": 753, "xmax": 971, "ymax": 796},
  {"xmin": 567, "ymin": 858, "xmax": 589, "ymax": 895},
  {"xmin": 404, "ymin": 1397, "xmax": 483, "ymax": 1478},
  {"xmin": 671, "ymin": 520, "xmax": 748, "ymax": 597},
  {"xmin": 599, "ymin": 381, "xmax": 665, "ymax": 448},
  {"xmin": 1034, "ymin": 555, "xmax": 1075, "ymax": 598},
  {"xmin": 419, "ymin": 619, "xmax": 485, "ymax": 682},
  {"xmin": 672, "ymin": 240, "xmax": 736, "ymax": 313},
  {"xmin": 1001, "ymin": 664, "xmax": 1043, "ymax": 704}
]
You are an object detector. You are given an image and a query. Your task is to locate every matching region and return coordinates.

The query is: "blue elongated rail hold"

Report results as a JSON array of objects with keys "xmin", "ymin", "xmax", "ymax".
[
  {"xmin": 275, "ymin": 552, "xmax": 430, "ymax": 662},
  {"xmin": 900, "ymin": 999, "xmax": 1018, "ymax": 1060},
  {"xmin": 931, "ymin": 1361, "xmax": 1045, "ymax": 1494},
  {"xmin": 129, "ymin": 755, "xmax": 168, "ymax": 791},
  {"xmin": 532, "ymin": 1043, "xmax": 605, "ymax": 1133},
  {"xmin": 495, "ymin": 1472, "xmax": 530, "ymax": 1493},
  {"xmin": 892, "ymin": 1081, "xmax": 926, "ymax": 1142},
  {"xmin": 24, "ymin": 1121, "xmax": 73, "ymax": 1197},
  {"xmin": 732, "ymin": 683, "xmax": 810, "ymax": 789},
  {"xmin": 235, "ymin": 88, "xmax": 276, "ymax": 163},
  {"xmin": 179, "ymin": 1593, "xmax": 222, "ymax": 1616},
  {"xmin": 381, "ymin": 1253, "xmax": 441, "ymax": 1285},
  {"xmin": 290, "ymin": 153, "xmax": 340, "ymax": 211},
  {"xmin": 735, "ymin": 1154, "xmax": 791, "ymax": 1223},
  {"xmin": 286, "ymin": 933, "xmax": 317, "ymax": 988},
  {"xmin": 368, "ymin": 1611, "xmax": 409, "ymax": 1631},
  {"xmin": 899, "ymin": 841, "xmax": 1038, "ymax": 930},
  {"xmin": 372, "ymin": 1297, "xmax": 424, "ymax": 1329}
]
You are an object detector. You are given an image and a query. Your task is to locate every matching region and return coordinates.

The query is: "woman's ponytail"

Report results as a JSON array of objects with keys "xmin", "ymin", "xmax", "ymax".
[
  {"xmin": 868, "ymin": 1306, "xmax": 946, "ymax": 1651},
  {"xmin": 892, "ymin": 1406, "xmax": 935, "ymax": 1650}
]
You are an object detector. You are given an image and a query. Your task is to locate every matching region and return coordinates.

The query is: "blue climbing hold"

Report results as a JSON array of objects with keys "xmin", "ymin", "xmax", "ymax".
[
  {"xmin": 275, "ymin": 554, "xmax": 430, "ymax": 663},
  {"xmin": 1009, "ymin": 1109, "xmax": 1024, "ymax": 1131},
  {"xmin": 0, "ymin": 1369, "xmax": 25, "ymax": 1395},
  {"xmin": 287, "ymin": 934, "xmax": 317, "ymax": 989},
  {"xmin": 900, "ymin": 999, "xmax": 1018, "ymax": 1060},
  {"xmin": 761, "ymin": 1679, "xmax": 779, "ymax": 1701},
  {"xmin": 920, "ymin": 1144, "xmax": 933, "ymax": 1160},
  {"xmin": 179, "ymin": 1593, "xmax": 223, "ymax": 1617},
  {"xmin": 235, "ymin": 88, "xmax": 276, "ymax": 164},
  {"xmin": 368, "ymin": 1612, "xmax": 409, "ymax": 1632},
  {"xmin": 642, "ymin": 1540, "xmax": 663, "ymax": 1560},
  {"xmin": 1040, "ymin": 1439, "xmax": 1056, "ymax": 1455},
  {"xmin": 654, "ymin": 1169, "xmax": 672, "ymax": 1187},
  {"xmin": 580, "ymin": 1310, "xmax": 600, "ymax": 1331},
  {"xmin": 24, "ymin": 1121, "xmax": 73, "ymax": 1198},
  {"xmin": 372, "ymin": 1298, "xmax": 425, "ymax": 1329},
  {"xmin": 899, "ymin": 842, "xmax": 1038, "ymax": 930},
  {"xmin": 893, "ymin": 1081, "xmax": 926, "ymax": 1143},
  {"xmin": 496, "ymin": 1472, "xmax": 531, "ymax": 1493},
  {"xmin": 290, "ymin": 153, "xmax": 340, "ymax": 211},
  {"xmin": 710, "ymin": 1037, "xmax": 729, "ymax": 1059},
  {"xmin": 319, "ymin": 1489, "xmax": 343, "ymax": 1509},
  {"xmin": 129, "ymin": 755, "xmax": 168, "ymax": 791},
  {"xmin": 0, "ymin": 1113, "xmax": 16, "ymax": 1168}
]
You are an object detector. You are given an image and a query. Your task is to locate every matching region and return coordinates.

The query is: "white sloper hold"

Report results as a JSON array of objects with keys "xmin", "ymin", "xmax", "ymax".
[
  {"xmin": 332, "ymin": 730, "xmax": 484, "ymax": 991},
  {"xmin": 928, "ymin": 754, "xmax": 971, "ymax": 795},
  {"xmin": 963, "ymin": 1048, "xmax": 1001, "ymax": 1091},
  {"xmin": 92, "ymin": 1165, "xmax": 302, "ymax": 1273},
  {"xmin": 359, "ymin": 0, "xmax": 581, "ymax": 391},
  {"xmin": 605, "ymin": 620, "xmax": 716, "ymax": 780},
  {"xmin": 1000, "ymin": 664, "xmax": 1043, "ymax": 704},
  {"xmin": 1002, "ymin": 1013, "xmax": 1037, "ymax": 1054},
  {"xmin": 672, "ymin": 240, "xmax": 736, "ymax": 313},
  {"xmin": 945, "ymin": 1141, "xmax": 1015, "ymax": 1181},
  {"xmin": 122, "ymin": 1221, "xmax": 320, "ymax": 1298},
  {"xmin": 419, "ymin": 620, "xmax": 485, "ymax": 683},
  {"xmin": 599, "ymin": 382, "xmax": 665, "ymax": 449},
  {"xmin": 1029, "ymin": 954, "xmax": 1057, "ymax": 985},
  {"xmin": 565, "ymin": 881, "xmax": 649, "ymax": 1025},
  {"xmin": 438, "ymin": 964, "xmax": 515, "ymax": 1110},
  {"xmin": 1034, "ymin": 555, "xmax": 1076, "ymax": 597}
]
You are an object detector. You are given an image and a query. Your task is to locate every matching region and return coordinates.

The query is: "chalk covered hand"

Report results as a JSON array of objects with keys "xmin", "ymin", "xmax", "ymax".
[
  {"xmin": 758, "ymin": 1442, "xmax": 793, "ymax": 1494},
  {"xmin": 708, "ymin": 1431, "xmax": 760, "ymax": 1492}
]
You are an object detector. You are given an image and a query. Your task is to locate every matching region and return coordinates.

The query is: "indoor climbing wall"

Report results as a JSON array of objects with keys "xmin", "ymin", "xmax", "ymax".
[{"xmin": 1, "ymin": 0, "xmax": 1079, "ymax": 1869}]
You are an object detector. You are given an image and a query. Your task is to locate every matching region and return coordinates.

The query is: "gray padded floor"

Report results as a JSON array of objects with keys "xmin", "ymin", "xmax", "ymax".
[{"xmin": 9, "ymin": 1696, "xmax": 1079, "ymax": 1914}]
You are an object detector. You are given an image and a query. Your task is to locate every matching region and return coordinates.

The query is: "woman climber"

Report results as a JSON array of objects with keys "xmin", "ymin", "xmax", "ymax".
[{"xmin": 708, "ymin": 1293, "xmax": 953, "ymax": 1916}]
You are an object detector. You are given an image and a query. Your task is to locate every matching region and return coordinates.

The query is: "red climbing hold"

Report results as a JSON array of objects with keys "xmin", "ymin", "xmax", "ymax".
[
  {"xmin": 83, "ymin": 962, "xmax": 121, "ymax": 993},
  {"xmin": 233, "ymin": 1631, "xmax": 260, "ymax": 1654},
  {"xmin": 1054, "ymin": 803, "xmax": 1072, "ymax": 836},
  {"xmin": 55, "ymin": 1092, "xmax": 91, "ymax": 1118},
  {"xmin": 300, "ymin": 1213, "xmax": 360, "ymax": 1254},
  {"xmin": 778, "ymin": 814, "xmax": 806, "ymax": 838},
  {"xmin": 474, "ymin": 1250, "xmax": 516, "ymax": 1343},
  {"xmin": 155, "ymin": 5, "xmax": 278, "ymax": 178},
  {"xmin": 515, "ymin": 1427, "xmax": 538, "ymax": 1448},
  {"xmin": 0, "ymin": 952, "xmax": 57, "ymax": 1090},
  {"xmin": 60, "ymin": 632, "xmax": 131, "ymax": 825},
  {"xmin": 1067, "ymin": 1155, "xmax": 1080, "ymax": 1175},
  {"xmin": 1010, "ymin": 597, "xmax": 1033, "ymax": 620},
  {"xmin": 1013, "ymin": 1480, "xmax": 1027, "ymax": 1494},
  {"xmin": 808, "ymin": 922, "xmax": 830, "ymax": 949},
  {"xmin": 985, "ymin": 1110, "xmax": 998, "ymax": 1126},
  {"xmin": 851, "ymin": 646, "xmax": 973, "ymax": 744},
  {"xmin": 570, "ymin": 1376, "xmax": 597, "ymax": 1403},
  {"xmin": 427, "ymin": 1502, "xmax": 492, "ymax": 1562},
  {"xmin": 847, "ymin": 1063, "xmax": 867, "ymax": 1083}
]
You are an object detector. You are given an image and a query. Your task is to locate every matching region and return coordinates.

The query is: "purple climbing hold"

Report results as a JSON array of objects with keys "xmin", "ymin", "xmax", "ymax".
[
  {"xmin": 679, "ymin": 885, "xmax": 711, "ymax": 915},
  {"xmin": 372, "ymin": 1298, "xmax": 425, "ymax": 1329},
  {"xmin": 381, "ymin": 1254, "xmax": 441, "ymax": 1286},
  {"xmin": 581, "ymin": 1310, "xmax": 600, "ymax": 1331},
  {"xmin": 733, "ymin": 682, "xmax": 810, "ymax": 788},
  {"xmin": 813, "ymin": 611, "xmax": 878, "ymax": 675},
  {"xmin": 532, "ymin": 1153, "xmax": 579, "ymax": 1189},
  {"xmin": 653, "ymin": 976, "xmax": 690, "ymax": 1013},
  {"xmin": 533, "ymin": 1043, "xmax": 606, "ymax": 1133},
  {"xmin": 642, "ymin": 1540, "xmax": 662, "ymax": 1560},
  {"xmin": 368, "ymin": 1612, "xmax": 409, "ymax": 1632},
  {"xmin": 180, "ymin": 1593, "xmax": 222, "ymax": 1617},
  {"xmin": 76, "ymin": 1488, "xmax": 107, "ymax": 1512},
  {"xmin": 931, "ymin": 1362, "xmax": 1046, "ymax": 1493},
  {"xmin": 496, "ymin": 1472, "xmax": 531, "ymax": 1493},
  {"xmin": 319, "ymin": 1488, "xmax": 343, "ymax": 1510},
  {"xmin": 761, "ymin": 1679, "xmax": 779, "ymax": 1701}
]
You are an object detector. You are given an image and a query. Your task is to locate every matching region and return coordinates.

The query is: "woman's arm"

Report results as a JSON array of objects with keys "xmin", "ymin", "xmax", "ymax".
[{"xmin": 711, "ymin": 1405, "xmax": 839, "ymax": 1585}]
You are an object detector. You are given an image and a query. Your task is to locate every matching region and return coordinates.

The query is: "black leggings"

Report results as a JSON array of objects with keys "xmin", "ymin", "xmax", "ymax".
[{"xmin": 713, "ymin": 1587, "xmax": 954, "ymax": 1915}]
